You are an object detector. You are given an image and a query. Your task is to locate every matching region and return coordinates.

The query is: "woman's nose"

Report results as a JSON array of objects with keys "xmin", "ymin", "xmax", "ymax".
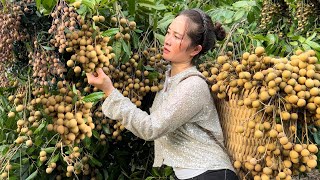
[{"xmin": 164, "ymin": 35, "xmax": 171, "ymax": 45}]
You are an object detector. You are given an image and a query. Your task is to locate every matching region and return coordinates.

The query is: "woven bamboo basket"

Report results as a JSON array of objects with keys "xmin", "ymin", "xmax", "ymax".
[{"xmin": 214, "ymin": 88, "xmax": 269, "ymax": 179}]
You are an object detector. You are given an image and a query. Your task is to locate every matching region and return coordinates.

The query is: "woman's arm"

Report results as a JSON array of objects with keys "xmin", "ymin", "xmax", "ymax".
[{"xmin": 102, "ymin": 76, "xmax": 207, "ymax": 141}]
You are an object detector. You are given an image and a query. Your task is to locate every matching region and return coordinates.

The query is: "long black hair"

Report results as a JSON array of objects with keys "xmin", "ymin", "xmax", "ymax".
[{"xmin": 177, "ymin": 9, "xmax": 226, "ymax": 65}]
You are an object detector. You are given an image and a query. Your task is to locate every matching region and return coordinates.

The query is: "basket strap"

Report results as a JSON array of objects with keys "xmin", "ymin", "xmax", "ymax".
[
  {"xmin": 179, "ymin": 73, "xmax": 213, "ymax": 85},
  {"xmin": 179, "ymin": 74, "xmax": 231, "ymax": 157},
  {"xmin": 194, "ymin": 123, "xmax": 229, "ymax": 153}
]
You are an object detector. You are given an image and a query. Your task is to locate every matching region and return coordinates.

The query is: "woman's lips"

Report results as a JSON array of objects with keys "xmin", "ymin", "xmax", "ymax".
[{"xmin": 163, "ymin": 47, "xmax": 170, "ymax": 54}]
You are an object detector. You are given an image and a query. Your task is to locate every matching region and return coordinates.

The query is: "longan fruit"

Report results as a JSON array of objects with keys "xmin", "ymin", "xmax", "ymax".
[
  {"xmin": 255, "ymin": 46, "xmax": 265, "ymax": 55},
  {"xmin": 234, "ymin": 160, "xmax": 241, "ymax": 169},
  {"xmin": 279, "ymin": 136, "xmax": 288, "ymax": 145},
  {"xmin": 308, "ymin": 144, "xmax": 318, "ymax": 153},
  {"xmin": 254, "ymin": 130, "xmax": 263, "ymax": 138},
  {"xmin": 236, "ymin": 126, "xmax": 244, "ymax": 133},
  {"xmin": 307, "ymin": 159, "xmax": 317, "ymax": 168},
  {"xmin": 40, "ymin": 150, "xmax": 47, "ymax": 157}
]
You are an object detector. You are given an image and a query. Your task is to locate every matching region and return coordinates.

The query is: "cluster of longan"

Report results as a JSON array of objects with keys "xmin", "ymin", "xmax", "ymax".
[
  {"xmin": 28, "ymin": 47, "xmax": 66, "ymax": 86},
  {"xmin": 48, "ymin": 0, "xmax": 80, "ymax": 53},
  {"xmin": 200, "ymin": 47, "xmax": 319, "ymax": 179},
  {"xmin": 259, "ymin": 0, "xmax": 288, "ymax": 30},
  {"xmin": 30, "ymin": 81, "xmax": 95, "ymax": 146},
  {"xmin": 0, "ymin": 71, "xmax": 10, "ymax": 87},
  {"xmin": 44, "ymin": 146, "xmax": 94, "ymax": 178},
  {"xmin": 234, "ymin": 122, "xmax": 318, "ymax": 179},
  {"xmin": 93, "ymin": 106, "xmax": 126, "ymax": 144},
  {"xmin": 64, "ymin": 27, "xmax": 113, "ymax": 74},
  {"xmin": 6, "ymin": 88, "xmax": 38, "ymax": 148},
  {"xmin": 0, "ymin": 3, "xmax": 28, "ymax": 63},
  {"xmin": 0, "ymin": 163, "xmax": 13, "ymax": 180},
  {"xmin": 102, "ymin": 48, "xmax": 166, "ymax": 107},
  {"xmin": 295, "ymin": 0, "xmax": 316, "ymax": 32},
  {"xmin": 110, "ymin": 16, "xmax": 136, "ymax": 42}
]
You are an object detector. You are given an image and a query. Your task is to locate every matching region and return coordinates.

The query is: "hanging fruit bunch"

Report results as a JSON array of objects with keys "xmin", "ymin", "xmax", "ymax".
[
  {"xmin": 294, "ymin": 0, "xmax": 319, "ymax": 32},
  {"xmin": 0, "ymin": 2, "xmax": 28, "ymax": 63},
  {"xmin": 48, "ymin": 0, "xmax": 80, "ymax": 53},
  {"xmin": 200, "ymin": 47, "xmax": 319, "ymax": 179},
  {"xmin": 28, "ymin": 41, "xmax": 67, "ymax": 86},
  {"xmin": 102, "ymin": 48, "xmax": 166, "ymax": 107},
  {"xmin": 94, "ymin": 114, "xmax": 126, "ymax": 143},
  {"xmin": 0, "ymin": 1, "xmax": 29, "ymax": 87},
  {"xmin": 103, "ymin": 15, "xmax": 167, "ymax": 106},
  {"xmin": 30, "ymin": 81, "xmax": 95, "ymax": 145},
  {"xmin": 259, "ymin": 0, "xmax": 289, "ymax": 30},
  {"xmin": 47, "ymin": 0, "xmax": 114, "ymax": 75}
]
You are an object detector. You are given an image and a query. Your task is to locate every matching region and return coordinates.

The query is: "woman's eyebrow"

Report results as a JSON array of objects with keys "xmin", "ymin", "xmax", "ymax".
[{"xmin": 167, "ymin": 27, "xmax": 183, "ymax": 37}]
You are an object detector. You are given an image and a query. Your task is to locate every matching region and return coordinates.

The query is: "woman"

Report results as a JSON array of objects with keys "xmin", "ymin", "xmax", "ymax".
[{"xmin": 86, "ymin": 8, "xmax": 238, "ymax": 180}]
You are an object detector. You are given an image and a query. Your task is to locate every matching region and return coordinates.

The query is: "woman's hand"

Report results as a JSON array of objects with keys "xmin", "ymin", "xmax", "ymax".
[{"xmin": 86, "ymin": 68, "xmax": 115, "ymax": 96}]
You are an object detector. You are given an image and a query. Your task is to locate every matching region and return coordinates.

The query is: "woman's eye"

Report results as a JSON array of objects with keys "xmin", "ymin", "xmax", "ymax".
[{"xmin": 174, "ymin": 35, "xmax": 181, "ymax": 39}]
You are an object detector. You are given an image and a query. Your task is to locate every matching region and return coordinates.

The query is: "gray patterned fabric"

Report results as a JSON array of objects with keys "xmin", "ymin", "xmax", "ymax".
[{"xmin": 102, "ymin": 66, "xmax": 234, "ymax": 172}]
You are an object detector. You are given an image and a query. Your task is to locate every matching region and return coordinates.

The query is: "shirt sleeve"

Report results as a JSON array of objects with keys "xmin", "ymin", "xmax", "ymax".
[{"xmin": 102, "ymin": 76, "xmax": 207, "ymax": 141}]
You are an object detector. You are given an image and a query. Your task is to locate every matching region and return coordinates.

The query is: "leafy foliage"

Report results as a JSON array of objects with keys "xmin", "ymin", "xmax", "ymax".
[{"xmin": 0, "ymin": 0, "xmax": 319, "ymax": 179}]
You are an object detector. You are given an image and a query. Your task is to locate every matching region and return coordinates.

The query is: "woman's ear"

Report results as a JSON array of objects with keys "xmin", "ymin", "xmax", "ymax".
[{"xmin": 190, "ymin": 45, "xmax": 202, "ymax": 57}]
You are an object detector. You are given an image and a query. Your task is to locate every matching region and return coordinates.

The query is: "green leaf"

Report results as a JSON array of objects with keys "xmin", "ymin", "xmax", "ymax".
[
  {"xmin": 151, "ymin": 167, "xmax": 160, "ymax": 177},
  {"xmin": 113, "ymin": 41, "xmax": 122, "ymax": 63},
  {"xmin": 101, "ymin": 28, "xmax": 119, "ymax": 37},
  {"xmin": 82, "ymin": 92, "xmax": 104, "ymax": 103},
  {"xmin": 82, "ymin": 0, "xmax": 95, "ymax": 10},
  {"xmin": 89, "ymin": 156, "xmax": 102, "ymax": 167},
  {"xmin": 232, "ymin": 1, "xmax": 256, "ymax": 8},
  {"xmin": 25, "ymin": 170, "xmax": 38, "ymax": 180},
  {"xmin": 145, "ymin": 177, "xmax": 155, "ymax": 180},
  {"xmin": 154, "ymin": 33, "xmax": 164, "ymax": 45},
  {"xmin": 147, "ymin": 71, "xmax": 159, "ymax": 82},
  {"xmin": 83, "ymin": 136, "xmax": 91, "ymax": 148},
  {"xmin": 41, "ymin": 45, "xmax": 55, "ymax": 51},
  {"xmin": 275, "ymin": 117, "xmax": 280, "ymax": 124},
  {"xmin": 103, "ymin": 125, "xmax": 111, "ymax": 134},
  {"xmin": 289, "ymin": 41, "xmax": 298, "ymax": 46},
  {"xmin": 49, "ymin": 154, "xmax": 60, "ymax": 163},
  {"xmin": 122, "ymin": 53, "xmax": 130, "ymax": 63},
  {"xmin": 247, "ymin": 10, "xmax": 256, "ymax": 24},
  {"xmin": 35, "ymin": 136, "xmax": 44, "ymax": 146},
  {"xmin": 233, "ymin": 10, "xmax": 245, "ymax": 21},
  {"xmin": 157, "ymin": 14, "xmax": 174, "ymax": 32},
  {"xmin": 164, "ymin": 166, "xmax": 173, "ymax": 176},
  {"xmin": 144, "ymin": 66, "xmax": 155, "ymax": 71},
  {"xmin": 138, "ymin": 3, "xmax": 166, "ymax": 10},
  {"xmin": 33, "ymin": 122, "xmax": 46, "ymax": 134},
  {"xmin": 305, "ymin": 40, "xmax": 320, "ymax": 51},
  {"xmin": 0, "ymin": 145, "xmax": 9, "ymax": 155},
  {"xmin": 121, "ymin": 39, "xmax": 130, "ymax": 56},
  {"xmin": 252, "ymin": 35, "xmax": 268, "ymax": 41},
  {"xmin": 306, "ymin": 32, "xmax": 317, "ymax": 41},
  {"xmin": 302, "ymin": 44, "xmax": 311, "ymax": 51},
  {"xmin": 76, "ymin": 5, "xmax": 88, "ymax": 17},
  {"xmin": 92, "ymin": 130, "xmax": 100, "ymax": 139},
  {"xmin": 103, "ymin": 169, "xmax": 109, "ymax": 179},
  {"xmin": 43, "ymin": 147, "xmax": 56, "ymax": 153},
  {"xmin": 298, "ymin": 36, "xmax": 306, "ymax": 43},
  {"xmin": 132, "ymin": 32, "xmax": 139, "ymax": 49},
  {"xmin": 72, "ymin": 84, "xmax": 77, "ymax": 94},
  {"xmin": 43, "ymin": 0, "xmax": 57, "ymax": 11},
  {"xmin": 266, "ymin": 34, "xmax": 277, "ymax": 44},
  {"xmin": 128, "ymin": 0, "xmax": 136, "ymax": 15},
  {"xmin": 36, "ymin": 0, "xmax": 41, "ymax": 11},
  {"xmin": 134, "ymin": 29, "xmax": 143, "ymax": 33}
]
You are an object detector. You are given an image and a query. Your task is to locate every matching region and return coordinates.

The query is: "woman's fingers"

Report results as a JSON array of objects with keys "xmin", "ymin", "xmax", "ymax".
[
  {"xmin": 96, "ymin": 68, "xmax": 106, "ymax": 77},
  {"xmin": 86, "ymin": 72, "xmax": 100, "ymax": 85}
]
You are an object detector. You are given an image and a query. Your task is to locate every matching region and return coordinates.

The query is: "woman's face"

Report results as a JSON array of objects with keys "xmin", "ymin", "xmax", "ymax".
[{"xmin": 162, "ymin": 15, "xmax": 200, "ymax": 64}]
